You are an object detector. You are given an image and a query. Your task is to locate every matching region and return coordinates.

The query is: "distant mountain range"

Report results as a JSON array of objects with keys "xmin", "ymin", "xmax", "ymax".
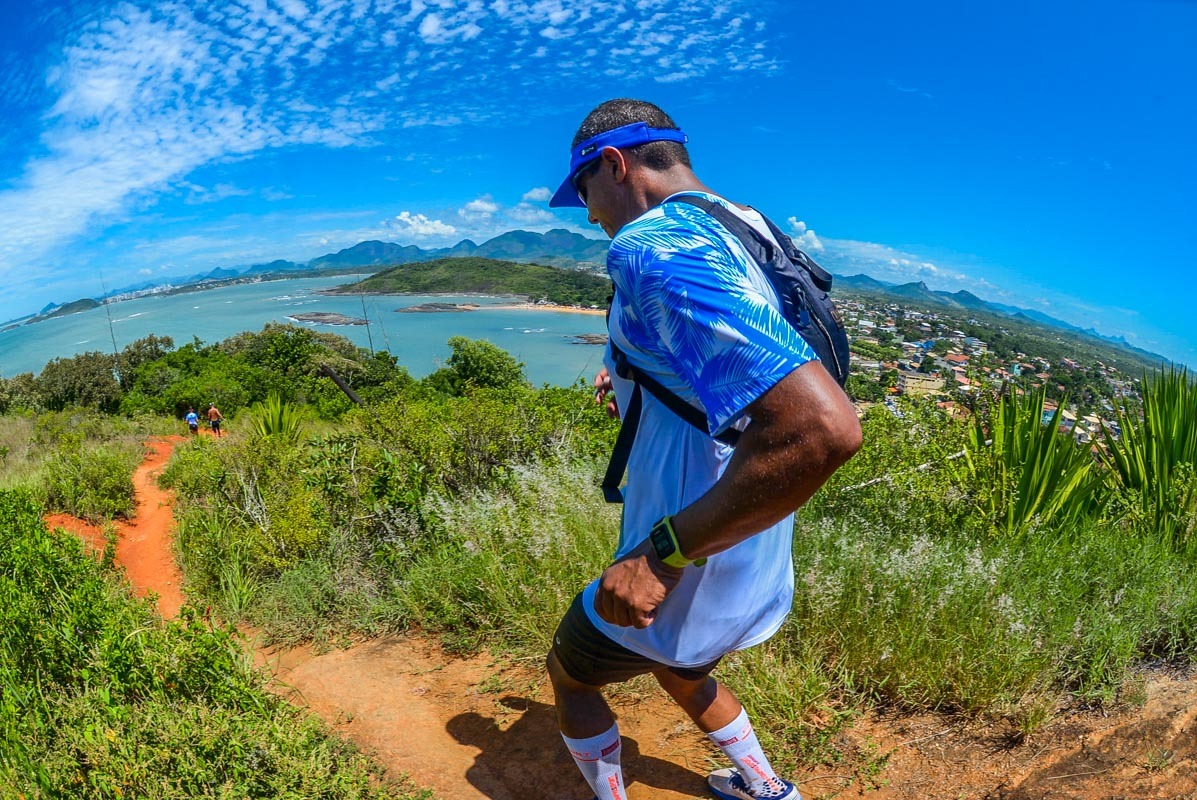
[
  {"xmin": 192, "ymin": 228, "xmax": 610, "ymax": 284},
  {"xmin": 23, "ymin": 228, "xmax": 1169, "ymax": 365}
]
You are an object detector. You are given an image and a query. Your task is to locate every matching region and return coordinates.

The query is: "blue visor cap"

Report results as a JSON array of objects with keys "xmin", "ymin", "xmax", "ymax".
[{"xmin": 548, "ymin": 122, "xmax": 688, "ymax": 208}]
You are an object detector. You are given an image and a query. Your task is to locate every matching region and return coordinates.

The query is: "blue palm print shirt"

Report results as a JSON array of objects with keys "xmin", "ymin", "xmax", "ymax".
[
  {"xmin": 607, "ymin": 192, "xmax": 816, "ymax": 435},
  {"xmin": 581, "ymin": 191, "xmax": 818, "ymax": 667}
]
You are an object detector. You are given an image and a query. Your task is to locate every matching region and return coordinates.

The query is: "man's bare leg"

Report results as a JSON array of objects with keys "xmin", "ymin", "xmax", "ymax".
[
  {"xmin": 653, "ymin": 669, "xmax": 742, "ymax": 732},
  {"xmin": 656, "ymin": 670, "xmax": 796, "ymax": 798},
  {"xmin": 548, "ymin": 650, "xmax": 627, "ymax": 799}
]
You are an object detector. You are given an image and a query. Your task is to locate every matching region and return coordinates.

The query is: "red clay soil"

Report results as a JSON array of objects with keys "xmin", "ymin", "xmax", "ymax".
[{"xmin": 46, "ymin": 438, "xmax": 1197, "ymax": 800}]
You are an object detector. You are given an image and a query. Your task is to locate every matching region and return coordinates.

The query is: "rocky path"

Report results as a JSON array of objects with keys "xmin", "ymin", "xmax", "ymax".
[{"xmin": 45, "ymin": 437, "xmax": 1197, "ymax": 800}]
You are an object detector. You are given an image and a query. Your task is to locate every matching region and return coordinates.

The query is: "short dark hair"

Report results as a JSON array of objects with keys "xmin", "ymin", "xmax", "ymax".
[{"xmin": 572, "ymin": 98, "xmax": 691, "ymax": 171}]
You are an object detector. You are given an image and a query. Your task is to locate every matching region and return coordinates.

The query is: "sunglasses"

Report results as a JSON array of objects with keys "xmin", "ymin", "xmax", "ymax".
[{"xmin": 570, "ymin": 158, "xmax": 603, "ymax": 205}]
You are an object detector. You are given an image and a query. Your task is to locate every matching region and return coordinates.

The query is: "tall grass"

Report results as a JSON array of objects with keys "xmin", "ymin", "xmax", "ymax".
[
  {"xmin": 0, "ymin": 412, "xmax": 39, "ymax": 490},
  {"xmin": 1, "ymin": 410, "xmax": 161, "ymax": 497},
  {"xmin": 394, "ymin": 457, "xmax": 619, "ymax": 652},
  {"xmin": 788, "ymin": 510, "xmax": 1197, "ymax": 704}
]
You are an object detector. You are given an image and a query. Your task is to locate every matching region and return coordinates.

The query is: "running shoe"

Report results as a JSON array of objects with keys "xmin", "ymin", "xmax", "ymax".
[{"xmin": 708, "ymin": 767, "xmax": 802, "ymax": 800}]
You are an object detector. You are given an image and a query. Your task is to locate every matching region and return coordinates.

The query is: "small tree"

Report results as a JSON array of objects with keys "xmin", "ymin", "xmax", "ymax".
[
  {"xmin": 35, "ymin": 352, "xmax": 122, "ymax": 412},
  {"xmin": 846, "ymin": 373, "xmax": 885, "ymax": 402},
  {"xmin": 425, "ymin": 336, "xmax": 527, "ymax": 395},
  {"xmin": 117, "ymin": 334, "xmax": 175, "ymax": 389}
]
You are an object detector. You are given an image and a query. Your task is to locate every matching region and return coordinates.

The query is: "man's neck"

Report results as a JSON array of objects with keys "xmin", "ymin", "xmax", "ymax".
[{"xmin": 639, "ymin": 165, "xmax": 712, "ymax": 209}]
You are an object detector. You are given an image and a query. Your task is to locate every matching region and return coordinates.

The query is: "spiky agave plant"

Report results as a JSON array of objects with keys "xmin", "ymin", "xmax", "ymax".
[
  {"xmin": 1102, "ymin": 368, "xmax": 1197, "ymax": 549},
  {"xmin": 962, "ymin": 385, "xmax": 1103, "ymax": 537},
  {"xmin": 248, "ymin": 393, "xmax": 304, "ymax": 443}
]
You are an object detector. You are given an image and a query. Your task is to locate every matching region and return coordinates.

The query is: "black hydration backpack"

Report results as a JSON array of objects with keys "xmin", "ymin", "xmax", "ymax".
[{"xmin": 601, "ymin": 194, "xmax": 850, "ymax": 503}]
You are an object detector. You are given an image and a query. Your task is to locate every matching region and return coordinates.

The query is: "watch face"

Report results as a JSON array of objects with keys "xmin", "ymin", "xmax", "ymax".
[{"xmin": 650, "ymin": 522, "xmax": 676, "ymax": 560}]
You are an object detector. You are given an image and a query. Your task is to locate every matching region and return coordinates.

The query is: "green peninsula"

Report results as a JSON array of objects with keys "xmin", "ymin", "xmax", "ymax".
[{"xmin": 327, "ymin": 256, "xmax": 611, "ymax": 308}]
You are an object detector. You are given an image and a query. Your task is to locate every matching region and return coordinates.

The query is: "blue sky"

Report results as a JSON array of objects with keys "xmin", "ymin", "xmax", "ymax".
[{"xmin": 1, "ymin": 0, "xmax": 1194, "ymax": 366}]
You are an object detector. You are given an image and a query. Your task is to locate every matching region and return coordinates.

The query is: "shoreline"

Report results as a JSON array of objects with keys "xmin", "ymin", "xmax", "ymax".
[{"xmin": 488, "ymin": 302, "xmax": 605, "ymax": 316}]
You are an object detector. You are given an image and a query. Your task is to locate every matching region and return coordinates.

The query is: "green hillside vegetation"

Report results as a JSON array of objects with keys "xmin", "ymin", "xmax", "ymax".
[
  {"xmin": 3, "ymin": 322, "xmax": 1197, "ymax": 788},
  {"xmin": 21, "ymin": 297, "xmax": 103, "ymax": 324},
  {"xmin": 331, "ymin": 256, "xmax": 611, "ymax": 307},
  {"xmin": 47, "ymin": 298, "xmax": 102, "ymax": 317}
]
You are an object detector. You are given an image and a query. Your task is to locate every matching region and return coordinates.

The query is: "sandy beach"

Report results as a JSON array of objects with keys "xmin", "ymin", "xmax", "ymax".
[{"xmin": 489, "ymin": 302, "xmax": 605, "ymax": 316}]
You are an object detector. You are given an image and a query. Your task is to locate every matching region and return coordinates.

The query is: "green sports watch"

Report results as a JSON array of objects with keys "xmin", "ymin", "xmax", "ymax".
[{"xmin": 648, "ymin": 516, "xmax": 707, "ymax": 569}]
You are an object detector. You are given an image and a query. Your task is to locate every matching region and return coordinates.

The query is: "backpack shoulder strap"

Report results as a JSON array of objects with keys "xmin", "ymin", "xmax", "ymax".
[
  {"xmin": 609, "ymin": 342, "xmax": 713, "ymax": 434},
  {"xmin": 665, "ymin": 194, "xmax": 777, "ymax": 267},
  {"xmin": 754, "ymin": 211, "xmax": 835, "ymax": 292},
  {"xmin": 600, "ymin": 340, "xmax": 738, "ymax": 504}
]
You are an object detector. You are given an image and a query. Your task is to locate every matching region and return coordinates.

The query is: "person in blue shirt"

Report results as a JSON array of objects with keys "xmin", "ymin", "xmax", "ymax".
[
  {"xmin": 184, "ymin": 407, "xmax": 199, "ymax": 435},
  {"xmin": 545, "ymin": 99, "xmax": 861, "ymax": 800}
]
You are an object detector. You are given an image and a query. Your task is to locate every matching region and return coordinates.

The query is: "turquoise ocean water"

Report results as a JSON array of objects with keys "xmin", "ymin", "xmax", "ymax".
[{"xmin": 0, "ymin": 275, "xmax": 609, "ymax": 387}]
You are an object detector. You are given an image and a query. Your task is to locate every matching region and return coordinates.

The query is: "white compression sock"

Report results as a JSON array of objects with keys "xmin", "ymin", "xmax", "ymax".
[
  {"xmin": 707, "ymin": 707, "xmax": 787, "ymax": 794},
  {"xmin": 562, "ymin": 723, "xmax": 626, "ymax": 800}
]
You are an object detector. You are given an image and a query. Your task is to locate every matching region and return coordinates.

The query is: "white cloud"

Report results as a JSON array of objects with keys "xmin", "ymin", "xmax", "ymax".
[
  {"xmin": 180, "ymin": 182, "xmax": 254, "ymax": 204},
  {"xmin": 522, "ymin": 186, "xmax": 552, "ymax": 203},
  {"xmin": 819, "ymin": 238, "xmax": 996, "ymax": 294},
  {"xmin": 511, "ymin": 202, "xmax": 556, "ymax": 224},
  {"xmin": 389, "ymin": 211, "xmax": 456, "ymax": 237},
  {"xmin": 887, "ymin": 78, "xmax": 934, "ymax": 101},
  {"xmin": 786, "ymin": 217, "xmax": 823, "ymax": 252},
  {"xmin": 459, "ymin": 196, "xmax": 500, "ymax": 220}
]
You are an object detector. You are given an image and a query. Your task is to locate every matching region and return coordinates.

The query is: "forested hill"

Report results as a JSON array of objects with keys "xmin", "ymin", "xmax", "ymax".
[{"xmin": 329, "ymin": 256, "xmax": 612, "ymax": 308}]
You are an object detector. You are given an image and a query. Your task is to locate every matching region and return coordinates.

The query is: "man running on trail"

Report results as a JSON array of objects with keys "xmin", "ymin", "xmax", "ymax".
[
  {"xmin": 544, "ymin": 99, "xmax": 861, "ymax": 800},
  {"xmin": 184, "ymin": 407, "xmax": 199, "ymax": 436},
  {"xmin": 207, "ymin": 403, "xmax": 223, "ymax": 437}
]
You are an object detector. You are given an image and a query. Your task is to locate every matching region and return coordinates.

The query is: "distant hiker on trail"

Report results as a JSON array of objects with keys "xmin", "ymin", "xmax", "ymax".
[
  {"xmin": 207, "ymin": 403, "xmax": 223, "ymax": 437},
  {"xmin": 184, "ymin": 407, "xmax": 199, "ymax": 435},
  {"xmin": 544, "ymin": 99, "xmax": 861, "ymax": 800}
]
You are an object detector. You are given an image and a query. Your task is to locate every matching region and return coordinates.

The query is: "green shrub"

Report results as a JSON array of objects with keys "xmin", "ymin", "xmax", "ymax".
[
  {"xmin": 166, "ymin": 436, "xmax": 334, "ymax": 576},
  {"xmin": 43, "ymin": 441, "xmax": 139, "ymax": 521},
  {"xmin": 1103, "ymin": 367, "xmax": 1197, "ymax": 550},
  {"xmin": 35, "ymin": 351, "xmax": 122, "ymax": 412},
  {"xmin": 366, "ymin": 383, "xmax": 610, "ymax": 496},
  {"xmin": 423, "ymin": 335, "xmax": 527, "ymax": 395},
  {"xmin": 248, "ymin": 393, "xmax": 306, "ymax": 442},
  {"xmin": 959, "ymin": 387, "xmax": 1103, "ymax": 537}
]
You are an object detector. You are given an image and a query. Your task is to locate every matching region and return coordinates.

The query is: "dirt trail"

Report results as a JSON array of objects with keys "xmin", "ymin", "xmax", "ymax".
[
  {"xmin": 45, "ymin": 438, "xmax": 1197, "ymax": 800},
  {"xmin": 45, "ymin": 435, "xmax": 186, "ymax": 618}
]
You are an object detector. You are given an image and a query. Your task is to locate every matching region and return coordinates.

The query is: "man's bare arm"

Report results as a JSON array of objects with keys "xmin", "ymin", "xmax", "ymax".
[{"xmin": 672, "ymin": 360, "xmax": 862, "ymax": 559}]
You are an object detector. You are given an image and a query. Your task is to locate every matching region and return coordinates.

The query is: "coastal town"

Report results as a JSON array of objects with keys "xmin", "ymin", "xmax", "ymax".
[{"xmin": 839, "ymin": 295, "xmax": 1154, "ymax": 443}]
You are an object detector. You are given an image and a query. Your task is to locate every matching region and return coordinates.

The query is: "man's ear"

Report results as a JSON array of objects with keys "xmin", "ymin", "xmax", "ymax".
[{"xmin": 602, "ymin": 146, "xmax": 629, "ymax": 184}]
